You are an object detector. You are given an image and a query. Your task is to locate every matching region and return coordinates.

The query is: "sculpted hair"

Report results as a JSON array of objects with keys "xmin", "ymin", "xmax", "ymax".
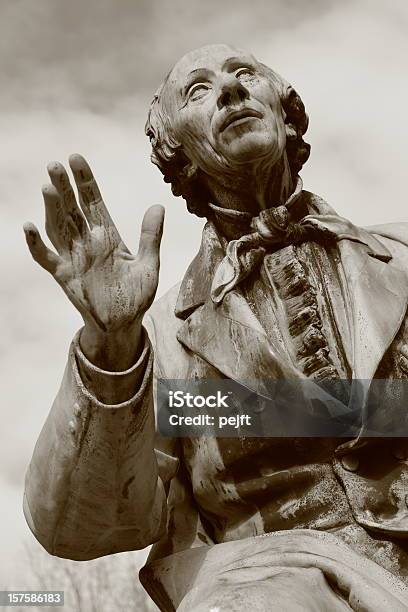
[{"xmin": 145, "ymin": 64, "xmax": 311, "ymax": 218}]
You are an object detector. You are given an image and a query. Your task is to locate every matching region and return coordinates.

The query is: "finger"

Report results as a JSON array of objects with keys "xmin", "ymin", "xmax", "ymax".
[
  {"xmin": 137, "ymin": 205, "xmax": 165, "ymax": 263},
  {"xmin": 69, "ymin": 154, "xmax": 120, "ymax": 240},
  {"xmin": 42, "ymin": 183, "xmax": 74, "ymax": 254},
  {"xmin": 47, "ymin": 161, "xmax": 87, "ymax": 237},
  {"xmin": 23, "ymin": 222, "xmax": 60, "ymax": 274}
]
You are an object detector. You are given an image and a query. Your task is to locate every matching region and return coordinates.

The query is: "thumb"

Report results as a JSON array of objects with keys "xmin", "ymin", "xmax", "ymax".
[{"xmin": 137, "ymin": 205, "xmax": 165, "ymax": 262}]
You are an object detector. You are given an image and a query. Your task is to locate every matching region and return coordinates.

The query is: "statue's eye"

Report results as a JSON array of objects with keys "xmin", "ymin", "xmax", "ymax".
[
  {"xmin": 188, "ymin": 83, "xmax": 210, "ymax": 100},
  {"xmin": 235, "ymin": 67, "xmax": 256, "ymax": 82}
]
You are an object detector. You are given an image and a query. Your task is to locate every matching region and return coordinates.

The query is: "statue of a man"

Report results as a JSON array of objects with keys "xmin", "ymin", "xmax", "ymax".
[{"xmin": 23, "ymin": 44, "xmax": 408, "ymax": 611}]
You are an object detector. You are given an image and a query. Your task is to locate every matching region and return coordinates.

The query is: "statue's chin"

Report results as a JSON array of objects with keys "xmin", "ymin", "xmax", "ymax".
[{"xmin": 219, "ymin": 130, "xmax": 283, "ymax": 167}]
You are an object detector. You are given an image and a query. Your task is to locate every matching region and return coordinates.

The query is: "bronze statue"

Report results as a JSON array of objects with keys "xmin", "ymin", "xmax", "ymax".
[{"xmin": 23, "ymin": 44, "xmax": 408, "ymax": 611}]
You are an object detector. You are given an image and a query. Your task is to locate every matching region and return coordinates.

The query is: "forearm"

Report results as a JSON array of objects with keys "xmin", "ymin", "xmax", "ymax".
[{"xmin": 23, "ymin": 334, "xmax": 167, "ymax": 560}]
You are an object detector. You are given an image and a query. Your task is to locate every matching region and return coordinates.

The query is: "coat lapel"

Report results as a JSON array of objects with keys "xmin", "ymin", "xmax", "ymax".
[
  {"xmin": 305, "ymin": 191, "xmax": 408, "ymax": 381},
  {"xmin": 338, "ymin": 238, "xmax": 408, "ymax": 381},
  {"xmin": 176, "ymin": 288, "xmax": 302, "ymax": 399},
  {"xmin": 336, "ymin": 238, "xmax": 408, "ymax": 438},
  {"xmin": 175, "ymin": 223, "xmax": 302, "ymax": 399}
]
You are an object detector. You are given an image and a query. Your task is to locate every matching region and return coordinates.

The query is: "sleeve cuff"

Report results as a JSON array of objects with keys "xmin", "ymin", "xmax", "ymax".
[{"xmin": 71, "ymin": 327, "xmax": 153, "ymax": 409}]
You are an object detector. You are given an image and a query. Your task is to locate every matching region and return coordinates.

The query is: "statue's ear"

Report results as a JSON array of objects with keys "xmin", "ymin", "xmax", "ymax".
[
  {"xmin": 285, "ymin": 123, "xmax": 298, "ymax": 141},
  {"xmin": 282, "ymin": 86, "xmax": 309, "ymax": 138},
  {"xmin": 166, "ymin": 154, "xmax": 198, "ymax": 198},
  {"xmin": 181, "ymin": 160, "xmax": 198, "ymax": 181}
]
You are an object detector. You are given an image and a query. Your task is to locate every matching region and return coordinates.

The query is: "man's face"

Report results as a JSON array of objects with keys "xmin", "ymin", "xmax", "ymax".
[{"xmin": 161, "ymin": 44, "xmax": 287, "ymax": 176}]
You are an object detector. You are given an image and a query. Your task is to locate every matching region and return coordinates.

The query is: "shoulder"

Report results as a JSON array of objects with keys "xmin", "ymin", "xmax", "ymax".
[
  {"xmin": 143, "ymin": 282, "xmax": 182, "ymax": 336},
  {"xmin": 143, "ymin": 283, "xmax": 186, "ymax": 371},
  {"xmin": 366, "ymin": 223, "xmax": 408, "ymax": 269},
  {"xmin": 365, "ymin": 223, "xmax": 408, "ymax": 247},
  {"xmin": 149, "ymin": 283, "xmax": 181, "ymax": 320}
]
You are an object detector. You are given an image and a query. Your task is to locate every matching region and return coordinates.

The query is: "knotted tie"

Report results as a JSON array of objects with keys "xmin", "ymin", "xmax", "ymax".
[{"xmin": 210, "ymin": 178, "xmax": 391, "ymax": 304}]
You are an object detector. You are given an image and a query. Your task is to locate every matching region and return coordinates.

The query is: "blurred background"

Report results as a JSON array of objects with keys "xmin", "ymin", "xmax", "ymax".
[{"xmin": 1, "ymin": 0, "xmax": 408, "ymax": 609}]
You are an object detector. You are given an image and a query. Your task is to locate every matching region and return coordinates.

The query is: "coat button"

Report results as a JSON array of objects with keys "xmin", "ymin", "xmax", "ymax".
[{"xmin": 341, "ymin": 454, "xmax": 359, "ymax": 472}]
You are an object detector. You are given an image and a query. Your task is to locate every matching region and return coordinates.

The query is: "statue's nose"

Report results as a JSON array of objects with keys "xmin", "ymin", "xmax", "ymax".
[{"xmin": 217, "ymin": 76, "xmax": 250, "ymax": 110}]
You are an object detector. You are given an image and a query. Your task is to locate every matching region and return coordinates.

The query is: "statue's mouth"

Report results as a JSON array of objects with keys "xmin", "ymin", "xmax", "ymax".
[{"xmin": 220, "ymin": 108, "xmax": 263, "ymax": 132}]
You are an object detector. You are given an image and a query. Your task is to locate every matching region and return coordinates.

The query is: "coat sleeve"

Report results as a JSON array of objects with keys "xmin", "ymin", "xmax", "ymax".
[{"xmin": 23, "ymin": 327, "xmax": 170, "ymax": 561}]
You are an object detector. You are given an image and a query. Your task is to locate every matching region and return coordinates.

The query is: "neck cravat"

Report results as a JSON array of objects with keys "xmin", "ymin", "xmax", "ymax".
[{"xmin": 209, "ymin": 178, "xmax": 391, "ymax": 304}]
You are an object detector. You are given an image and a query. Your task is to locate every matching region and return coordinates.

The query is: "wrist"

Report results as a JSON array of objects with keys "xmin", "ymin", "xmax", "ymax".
[{"xmin": 80, "ymin": 321, "xmax": 143, "ymax": 370}]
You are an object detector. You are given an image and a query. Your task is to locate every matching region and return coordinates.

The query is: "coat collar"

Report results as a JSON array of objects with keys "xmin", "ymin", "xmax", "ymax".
[{"xmin": 175, "ymin": 221, "xmax": 225, "ymax": 319}]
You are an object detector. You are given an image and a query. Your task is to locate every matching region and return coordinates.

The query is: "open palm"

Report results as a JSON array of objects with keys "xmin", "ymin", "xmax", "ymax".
[{"xmin": 24, "ymin": 154, "xmax": 164, "ymax": 338}]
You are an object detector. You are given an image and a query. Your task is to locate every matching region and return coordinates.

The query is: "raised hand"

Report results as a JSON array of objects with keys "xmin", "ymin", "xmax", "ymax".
[{"xmin": 24, "ymin": 154, "xmax": 164, "ymax": 369}]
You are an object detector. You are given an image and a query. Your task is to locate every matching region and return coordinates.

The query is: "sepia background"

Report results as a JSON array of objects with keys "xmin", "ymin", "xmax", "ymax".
[{"xmin": 1, "ymin": 0, "xmax": 408, "ymax": 608}]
